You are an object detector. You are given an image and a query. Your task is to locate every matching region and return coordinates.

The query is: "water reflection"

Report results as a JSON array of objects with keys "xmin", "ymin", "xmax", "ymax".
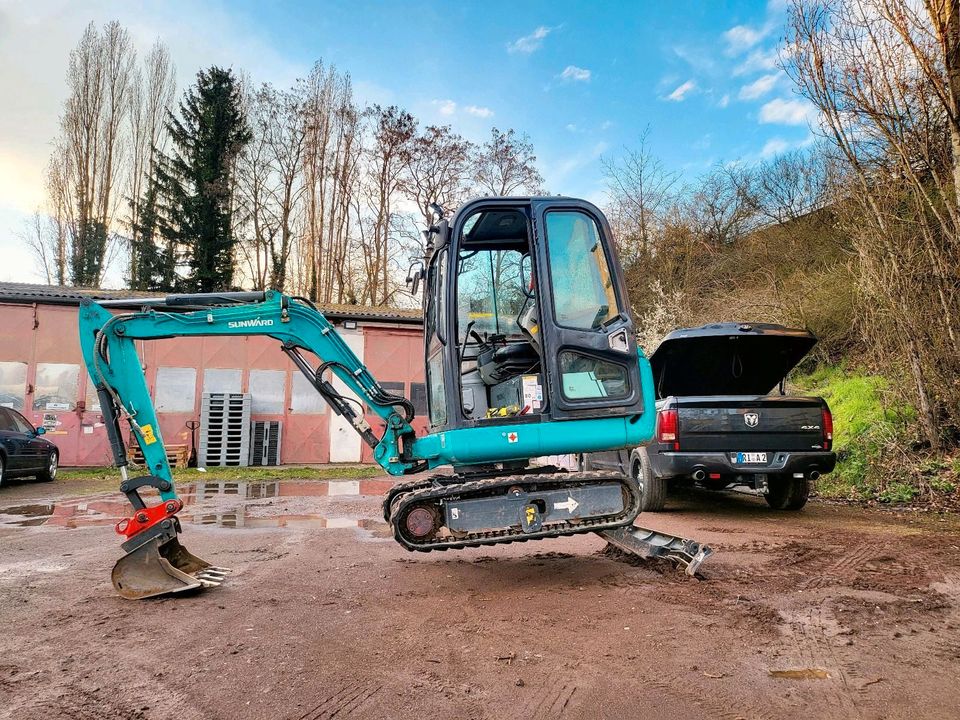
[{"xmin": 0, "ymin": 480, "xmax": 391, "ymax": 533}]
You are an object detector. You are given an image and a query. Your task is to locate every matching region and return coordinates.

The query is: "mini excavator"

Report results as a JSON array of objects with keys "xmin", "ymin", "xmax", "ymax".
[{"xmin": 79, "ymin": 197, "xmax": 712, "ymax": 600}]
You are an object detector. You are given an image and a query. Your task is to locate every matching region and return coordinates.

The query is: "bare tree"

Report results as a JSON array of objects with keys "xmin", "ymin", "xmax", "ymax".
[
  {"xmin": 46, "ymin": 21, "xmax": 136, "ymax": 286},
  {"xmin": 298, "ymin": 62, "xmax": 363, "ymax": 303},
  {"xmin": 786, "ymin": 0, "xmax": 960, "ymax": 448},
  {"xmin": 472, "ymin": 127, "xmax": 545, "ymax": 196},
  {"xmin": 358, "ymin": 105, "xmax": 416, "ymax": 305},
  {"xmin": 602, "ymin": 128, "xmax": 680, "ymax": 262},
  {"xmin": 236, "ymin": 82, "xmax": 308, "ymax": 290},
  {"xmin": 405, "ymin": 124, "xmax": 474, "ymax": 226},
  {"xmin": 687, "ymin": 164, "xmax": 756, "ymax": 247},
  {"xmin": 126, "ymin": 40, "xmax": 175, "ymax": 284}
]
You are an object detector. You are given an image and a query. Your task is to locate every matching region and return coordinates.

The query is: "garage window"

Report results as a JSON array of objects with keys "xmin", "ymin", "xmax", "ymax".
[
  {"xmin": 0, "ymin": 361, "xmax": 27, "ymax": 411},
  {"xmin": 249, "ymin": 369, "xmax": 286, "ymax": 414},
  {"xmin": 291, "ymin": 372, "xmax": 326, "ymax": 414},
  {"xmin": 33, "ymin": 363, "xmax": 80, "ymax": 411},
  {"xmin": 155, "ymin": 367, "xmax": 197, "ymax": 413},
  {"xmin": 203, "ymin": 368, "xmax": 242, "ymax": 395}
]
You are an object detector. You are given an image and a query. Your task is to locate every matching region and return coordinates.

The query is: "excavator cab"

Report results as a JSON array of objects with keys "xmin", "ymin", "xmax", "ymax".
[{"xmin": 423, "ymin": 197, "xmax": 645, "ymax": 440}]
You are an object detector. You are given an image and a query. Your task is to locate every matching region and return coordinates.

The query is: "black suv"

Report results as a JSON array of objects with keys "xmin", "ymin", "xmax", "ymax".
[{"xmin": 0, "ymin": 407, "xmax": 59, "ymax": 487}]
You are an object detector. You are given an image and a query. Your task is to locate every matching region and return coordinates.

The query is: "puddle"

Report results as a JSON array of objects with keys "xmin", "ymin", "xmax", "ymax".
[{"xmin": 0, "ymin": 479, "xmax": 391, "ymax": 536}]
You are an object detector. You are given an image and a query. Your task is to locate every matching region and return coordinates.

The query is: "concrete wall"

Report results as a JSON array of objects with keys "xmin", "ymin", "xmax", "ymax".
[{"xmin": 0, "ymin": 302, "xmax": 425, "ymax": 467}]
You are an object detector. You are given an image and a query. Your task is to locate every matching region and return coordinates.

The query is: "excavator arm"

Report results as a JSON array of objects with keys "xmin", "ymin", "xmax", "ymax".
[
  {"xmin": 81, "ymin": 290, "xmax": 429, "ymax": 486},
  {"xmin": 81, "ymin": 289, "xmax": 446, "ymax": 598}
]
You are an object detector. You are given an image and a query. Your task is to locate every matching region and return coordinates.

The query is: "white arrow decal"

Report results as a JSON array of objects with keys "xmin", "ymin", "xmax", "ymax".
[{"xmin": 553, "ymin": 496, "xmax": 579, "ymax": 513}]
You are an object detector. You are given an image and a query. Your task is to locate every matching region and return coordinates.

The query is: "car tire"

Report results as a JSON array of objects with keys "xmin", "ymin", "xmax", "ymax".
[
  {"xmin": 632, "ymin": 448, "xmax": 666, "ymax": 512},
  {"xmin": 765, "ymin": 474, "xmax": 809, "ymax": 511},
  {"xmin": 0, "ymin": 454, "xmax": 5, "ymax": 488},
  {"xmin": 37, "ymin": 451, "xmax": 58, "ymax": 482}
]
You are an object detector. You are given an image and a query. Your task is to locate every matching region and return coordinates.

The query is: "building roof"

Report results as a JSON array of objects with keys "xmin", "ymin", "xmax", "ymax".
[{"xmin": 0, "ymin": 282, "xmax": 423, "ymax": 325}]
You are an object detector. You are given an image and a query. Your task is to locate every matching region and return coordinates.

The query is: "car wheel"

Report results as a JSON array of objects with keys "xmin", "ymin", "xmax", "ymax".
[
  {"xmin": 0, "ymin": 454, "xmax": 5, "ymax": 488},
  {"xmin": 765, "ymin": 474, "xmax": 809, "ymax": 511},
  {"xmin": 633, "ymin": 448, "xmax": 666, "ymax": 512},
  {"xmin": 38, "ymin": 451, "xmax": 58, "ymax": 482}
]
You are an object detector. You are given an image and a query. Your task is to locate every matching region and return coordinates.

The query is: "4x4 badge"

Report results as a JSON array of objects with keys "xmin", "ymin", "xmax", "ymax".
[{"xmin": 744, "ymin": 412, "xmax": 759, "ymax": 427}]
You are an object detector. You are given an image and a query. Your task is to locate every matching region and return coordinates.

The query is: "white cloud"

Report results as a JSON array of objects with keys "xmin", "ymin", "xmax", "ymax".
[
  {"xmin": 508, "ymin": 25, "xmax": 554, "ymax": 54},
  {"xmin": 718, "ymin": 93, "xmax": 731, "ymax": 108},
  {"xmin": 724, "ymin": 24, "xmax": 770, "ymax": 54},
  {"xmin": 565, "ymin": 123, "xmax": 578, "ymax": 132},
  {"xmin": 464, "ymin": 104, "xmax": 493, "ymax": 118},
  {"xmin": 432, "ymin": 99, "xmax": 457, "ymax": 116},
  {"xmin": 559, "ymin": 65, "xmax": 591, "ymax": 82},
  {"xmin": 761, "ymin": 137, "xmax": 791, "ymax": 157},
  {"xmin": 738, "ymin": 73, "xmax": 779, "ymax": 100},
  {"xmin": 734, "ymin": 47, "xmax": 779, "ymax": 76},
  {"xmin": 666, "ymin": 79, "xmax": 697, "ymax": 102},
  {"xmin": 759, "ymin": 97, "xmax": 818, "ymax": 125}
]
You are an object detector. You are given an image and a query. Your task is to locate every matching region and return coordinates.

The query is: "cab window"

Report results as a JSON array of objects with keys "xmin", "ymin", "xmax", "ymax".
[
  {"xmin": 457, "ymin": 249, "xmax": 528, "ymax": 337},
  {"xmin": 544, "ymin": 211, "xmax": 620, "ymax": 330}
]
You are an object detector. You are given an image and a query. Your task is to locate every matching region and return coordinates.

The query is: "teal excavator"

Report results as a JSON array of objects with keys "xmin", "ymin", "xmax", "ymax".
[{"xmin": 79, "ymin": 196, "xmax": 712, "ymax": 600}]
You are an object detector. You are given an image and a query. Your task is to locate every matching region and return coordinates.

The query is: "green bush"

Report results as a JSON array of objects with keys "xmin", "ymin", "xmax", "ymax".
[{"xmin": 791, "ymin": 364, "xmax": 914, "ymax": 501}]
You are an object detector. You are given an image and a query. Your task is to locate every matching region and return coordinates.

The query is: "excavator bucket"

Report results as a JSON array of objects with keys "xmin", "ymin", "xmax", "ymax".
[{"xmin": 111, "ymin": 535, "xmax": 230, "ymax": 600}]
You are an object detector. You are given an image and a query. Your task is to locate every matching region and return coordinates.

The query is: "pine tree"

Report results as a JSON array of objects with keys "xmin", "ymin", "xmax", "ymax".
[
  {"xmin": 156, "ymin": 67, "xmax": 250, "ymax": 291},
  {"xmin": 129, "ymin": 172, "xmax": 176, "ymax": 291}
]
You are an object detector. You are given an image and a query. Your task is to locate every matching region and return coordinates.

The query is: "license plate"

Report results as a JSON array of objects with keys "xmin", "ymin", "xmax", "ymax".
[{"xmin": 733, "ymin": 452, "xmax": 767, "ymax": 464}]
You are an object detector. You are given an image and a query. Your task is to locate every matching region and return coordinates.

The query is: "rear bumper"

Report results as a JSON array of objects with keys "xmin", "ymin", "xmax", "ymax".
[{"xmin": 650, "ymin": 449, "xmax": 836, "ymax": 479}]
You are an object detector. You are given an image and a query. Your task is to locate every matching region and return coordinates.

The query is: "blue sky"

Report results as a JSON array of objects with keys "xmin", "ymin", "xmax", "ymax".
[{"xmin": 0, "ymin": 0, "xmax": 814, "ymax": 284}]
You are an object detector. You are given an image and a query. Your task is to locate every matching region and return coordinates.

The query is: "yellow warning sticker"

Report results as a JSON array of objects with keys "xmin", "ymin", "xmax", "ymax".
[{"xmin": 141, "ymin": 424, "xmax": 157, "ymax": 445}]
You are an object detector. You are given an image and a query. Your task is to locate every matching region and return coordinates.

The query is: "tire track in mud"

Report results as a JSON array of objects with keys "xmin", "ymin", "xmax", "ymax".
[
  {"xmin": 779, "ymin": 600, "xmax": 863, "ymax": 719},
  {"xmin": 295, "ymin": 680, "xmax": 382, "ymax": 720},
  {"xmin": 644, "ymin": 672, "xmax": 778, "ymax": 720},
  {"xmin": 800, "ymin": 542, "xmax": 874, "ymax": 590},
  {"xmin": 16, "ymin": 680, "xmax": 205, "ymax": 720},
  {"xmin": 519, "ymin": 676, "xmax": 579, "ymax": 720},
  {"xmin": 931, "ymin": 574, "xmax": 960, "ymax": 662}
]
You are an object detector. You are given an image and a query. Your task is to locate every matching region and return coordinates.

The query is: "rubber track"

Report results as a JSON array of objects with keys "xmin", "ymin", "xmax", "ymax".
[
  {"xmin": 389, "ymin": 470, "xmax": 641, "ymax": 552},
  {"xmin": 381, "ymin": 477, "xmax": 439, "ymax": 523}
]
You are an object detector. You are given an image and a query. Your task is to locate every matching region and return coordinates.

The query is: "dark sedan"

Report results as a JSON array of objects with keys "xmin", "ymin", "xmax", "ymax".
[{"xmin": 0, "ymin": 407, "xmax": 58, "ymax": 486}]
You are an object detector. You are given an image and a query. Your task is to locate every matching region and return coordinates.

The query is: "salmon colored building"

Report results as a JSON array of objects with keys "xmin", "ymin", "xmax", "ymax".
[{"xmin": 0, "ymin": 282, "xmax": 426, "ymax": 467}]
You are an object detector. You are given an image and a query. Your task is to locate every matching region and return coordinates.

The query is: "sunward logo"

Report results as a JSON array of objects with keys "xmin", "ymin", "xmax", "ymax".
[{"xmin": 227, "ymin": 318, "xmax": 275, "ymax": 329}]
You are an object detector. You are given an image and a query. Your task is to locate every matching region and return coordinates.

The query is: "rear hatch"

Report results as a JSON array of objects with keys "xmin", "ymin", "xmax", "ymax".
[
  {"xmin": 650, "ymin": 322, "xmax": 826, "ymax": 452},
  {"xmin": 672, "ymin": 395, "xmax": 826, "ymax": 452}
]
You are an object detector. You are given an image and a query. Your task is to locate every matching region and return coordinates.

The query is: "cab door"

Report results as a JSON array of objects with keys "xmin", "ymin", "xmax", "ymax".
[
  {"xmin": 531, "ymin": 200, "xmax": 645, "ymax": 420},
  {"xmin": 423, "ymin": 242, "xmax": 451, "ymax": 432}
]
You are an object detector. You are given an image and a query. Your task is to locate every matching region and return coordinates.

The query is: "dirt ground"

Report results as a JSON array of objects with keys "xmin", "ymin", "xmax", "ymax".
[{"xmin": 1, "ymin": 472, "xmax": 959, "ymax": 720}]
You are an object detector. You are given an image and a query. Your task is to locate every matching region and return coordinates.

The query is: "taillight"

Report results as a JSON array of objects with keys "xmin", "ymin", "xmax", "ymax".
[
  {"xmin": 657, "ymin": 409, "xmax": 679, "ymax": 450},
  {"xmin": 822, "ymin": 406, "xmax": 833, "ymax": 450}
]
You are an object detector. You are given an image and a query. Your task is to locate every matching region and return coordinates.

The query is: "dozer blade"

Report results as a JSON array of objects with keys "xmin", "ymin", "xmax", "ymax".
[
  {"xmin": 599, "ymin": 525, "xmax": 713, "ymax": 576},
  {"xmin": 112, "ymin": 535, "xmax": 231, "ymax": 600}
]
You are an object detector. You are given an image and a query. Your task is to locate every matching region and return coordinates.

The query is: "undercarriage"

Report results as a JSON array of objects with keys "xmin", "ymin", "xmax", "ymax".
[{"xmin": 385, "ymin": 470, "xmax": 712, "ymax": 574}]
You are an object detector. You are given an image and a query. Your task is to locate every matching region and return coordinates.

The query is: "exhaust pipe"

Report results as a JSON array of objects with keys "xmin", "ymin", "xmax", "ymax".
[
  {"xmin": 692, "ymin": 469, "xmax": 706, "ymax": 482},
  {"xmin": 809, "ymin": 470, "xmax": 821, "ymax": 481}
]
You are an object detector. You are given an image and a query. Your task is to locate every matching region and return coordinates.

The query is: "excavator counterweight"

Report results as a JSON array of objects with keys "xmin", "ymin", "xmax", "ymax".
[{"xmin": 79, "ymin": 196, "xmax": 712, "ymax": 599}]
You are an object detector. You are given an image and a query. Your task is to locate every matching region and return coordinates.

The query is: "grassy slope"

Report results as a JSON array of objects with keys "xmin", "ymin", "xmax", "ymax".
[{"xmin": 793, "ymin": 365, "xmax": 958, "ymax": 504}]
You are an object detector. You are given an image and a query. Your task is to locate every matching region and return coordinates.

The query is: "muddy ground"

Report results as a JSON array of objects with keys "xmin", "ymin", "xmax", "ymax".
[{"xmin": 1, "ymin": 473, "xmax": 959, "ymax": 720}]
